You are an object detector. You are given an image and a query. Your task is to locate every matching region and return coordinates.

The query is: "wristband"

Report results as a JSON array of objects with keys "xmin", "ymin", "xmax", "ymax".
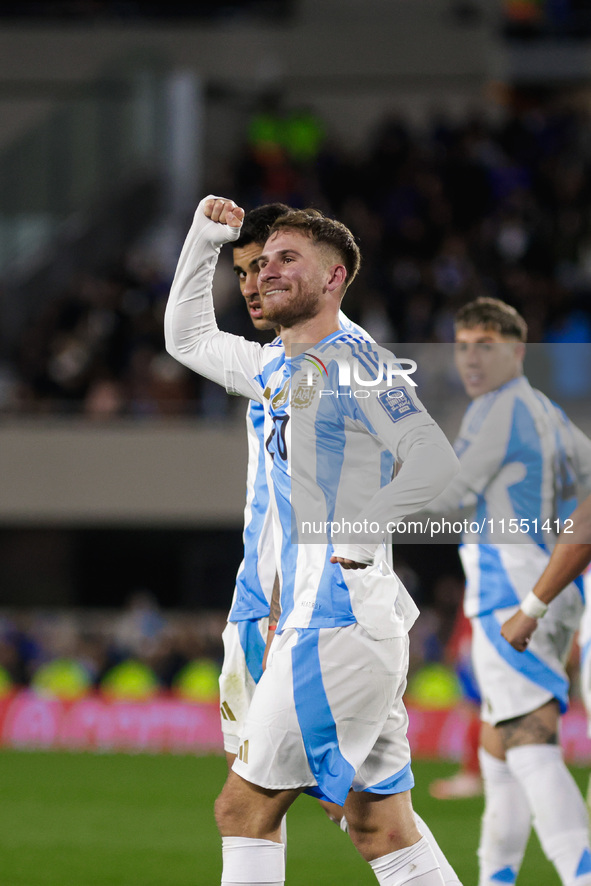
[
  {"xmin": 268, "ymin": 625, "xmax": 276, "ymax": 631},
  {"xmin": 520, "ymin": 591, "xmax": 548, "ymax": 619}
]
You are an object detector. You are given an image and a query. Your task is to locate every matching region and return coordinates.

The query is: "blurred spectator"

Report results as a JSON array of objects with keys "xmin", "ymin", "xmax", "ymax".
[
  {"xmin": 5, "ymin": 99, "xmax": 591, "ymax": 416},
  {"xmin": 0, "ymin": 602, "xmax": 225, "ymax": 694}
]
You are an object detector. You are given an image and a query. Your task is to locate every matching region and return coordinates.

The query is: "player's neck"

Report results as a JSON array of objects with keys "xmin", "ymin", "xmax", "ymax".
[{"xmin": 279, "ymin": 311, "xmax": 340, "ymax": 355}]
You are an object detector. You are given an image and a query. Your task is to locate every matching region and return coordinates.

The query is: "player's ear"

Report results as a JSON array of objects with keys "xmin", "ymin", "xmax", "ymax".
[{"xmin": 326, "ymin": 264, "xmax": 347, "ymax": 292}]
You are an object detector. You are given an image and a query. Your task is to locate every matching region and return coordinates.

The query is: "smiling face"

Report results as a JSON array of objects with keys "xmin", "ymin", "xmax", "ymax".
[
  {"xmin": 232, "ymin": 242, "xmax": 276, "ymax": 332},
  {"xmin": 257, "ymin": 228, "xmax": 336, "ymax": 328},
  {"xmin": 454, "ymin": 325, "xmax": 525, "ymax": 399}
]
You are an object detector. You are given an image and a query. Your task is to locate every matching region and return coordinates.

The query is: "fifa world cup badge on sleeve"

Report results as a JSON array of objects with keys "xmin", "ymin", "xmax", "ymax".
[{"xmin": 378, "ymin": 387, "xmax": 420, "ymax": 422}]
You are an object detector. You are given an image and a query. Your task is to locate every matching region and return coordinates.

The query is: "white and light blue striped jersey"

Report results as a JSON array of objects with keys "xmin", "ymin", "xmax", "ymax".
[
  {"xmin": 229, "ymin": 312, "xmax": 372, "ymax": 623},
  {"xmin": 433, "ymin": 376, "xmax": 591, "ymax": 623},
  {"xmin": 164, "ymin": 202, "xmax": 457, "ymax": 634},
  {"xmin": 228, "ymin": 398, "xmax": 276, "ymax": 621},
  {"xmin": 258, "ymin": 332, "xmax": 457, "ymax": 632}
]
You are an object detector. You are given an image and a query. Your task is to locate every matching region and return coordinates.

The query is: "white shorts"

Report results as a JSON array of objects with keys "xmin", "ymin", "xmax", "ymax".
[
  {"xmin": 232, "ymin": 623, "xmax": 414, "ymax": 806},
  {"xmin": 472, "ymin": 607, "xmax": 574, "ymax": 726},
  {"xmin": 219, "ymin": 618, "xmax": 268, "ymax": 754}
]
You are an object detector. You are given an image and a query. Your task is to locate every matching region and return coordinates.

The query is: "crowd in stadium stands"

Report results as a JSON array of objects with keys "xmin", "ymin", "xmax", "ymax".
[
  {"xmin": 0, "ymin": 564, "xmax": 470, "ymax": 700},
  {"xmin": 0, "ymin": 2, "xmax": 295, "ymax": 22},
  {"xmin": 0, "ymin": 592, "xmax": 226, "ymax": 700},
  {"xmin": 4, "ymin": 100, "xmax": 591, "ymax": 418}
]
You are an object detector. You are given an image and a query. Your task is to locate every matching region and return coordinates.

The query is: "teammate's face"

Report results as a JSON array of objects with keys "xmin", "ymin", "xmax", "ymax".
[
  {"xmin": 232, "ymin": 242, "xmax": 276, "ymax": 332},
  {"xmin": 454, "ymin": 326, "xmax": 525, "ymax": 398},
  {"xmin": 257, "ymin": 229, "xmax": 328, "ymax": 327}
]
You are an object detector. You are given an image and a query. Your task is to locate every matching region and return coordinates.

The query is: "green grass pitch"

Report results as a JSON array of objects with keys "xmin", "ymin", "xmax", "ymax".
[{"xmin": 0, "ymin": 750, "xmax": 584, "ymax": 884}]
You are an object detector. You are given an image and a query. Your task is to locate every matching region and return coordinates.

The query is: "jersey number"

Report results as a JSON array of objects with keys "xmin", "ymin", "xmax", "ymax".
[{"xmin": 266, "ymin": 415, "xmax": 289, "ymax": 462}]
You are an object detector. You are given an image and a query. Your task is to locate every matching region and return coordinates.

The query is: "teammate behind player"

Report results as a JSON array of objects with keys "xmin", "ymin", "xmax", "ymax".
[
  {"xmin": 219, "ymin": 203, "xmax": 288, "ymax": 771},
  {"xmin": 424, "ymin": 297, "xmax": 591, "ymax": 886}
]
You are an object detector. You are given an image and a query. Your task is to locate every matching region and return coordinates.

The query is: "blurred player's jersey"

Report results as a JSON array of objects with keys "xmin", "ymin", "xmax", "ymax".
[
  {"xmin": 577, "ymin": 566, "xmax": 591, "ymax": 733},
  {"xmin": 228, "ymin": 313, "xmax": 376, "ymax": 623},
  {"xmin": 450, "ymin": 376, "xmax": 591, "ymax": 624}
]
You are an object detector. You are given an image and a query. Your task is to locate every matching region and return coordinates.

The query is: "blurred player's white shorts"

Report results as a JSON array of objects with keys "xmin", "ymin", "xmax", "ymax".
[
  {"xmin": 219, "ymin": 617, "xmax": 269, "ymax": 754},
  {"xmin": 472, "ymin": 606, "xmax": 574, "ymax": 726},
  {"xmin": 232, "ymin": 623, "xmax": 414, "ymax": 806}
]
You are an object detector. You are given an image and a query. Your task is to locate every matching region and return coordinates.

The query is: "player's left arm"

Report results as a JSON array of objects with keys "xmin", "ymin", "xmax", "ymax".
[
  {"xmin": 424, "ymin": 395, "xmax": 515, "ymax": 514},
  {"xmin": 331, "ymin": 396, "xmax": 459, "ymax": 568}
]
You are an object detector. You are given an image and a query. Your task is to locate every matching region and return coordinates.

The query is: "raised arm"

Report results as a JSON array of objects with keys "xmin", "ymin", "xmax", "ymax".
[
  {"xmin": 501, "ymin": 494, "xmax": 591, "ymax": 651},
  {"xmin": 164, "ymin": 196, "xmax": 265, "ymax": 401}
]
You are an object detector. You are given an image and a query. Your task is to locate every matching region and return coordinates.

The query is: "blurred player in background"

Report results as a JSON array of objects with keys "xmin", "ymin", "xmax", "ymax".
[
  {"xmin": 421, "ymin": 297, "xmax": 591, "ymax": 886},
  {"xmin": 501, "ymin": 493, "xmax": 591, "ymax": 805},
  {"xmin": 165, "ymin": 196, "xmax": 461, "ymax": 885}
]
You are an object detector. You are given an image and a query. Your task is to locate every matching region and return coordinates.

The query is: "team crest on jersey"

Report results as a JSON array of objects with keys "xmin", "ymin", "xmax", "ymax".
[
  {"xmin": 377, "ymin": 387, "xmax": 419, "ymax": 422},
  {"xmin": 292, "ymin": 383, "xmax": 316, "ymax": 409},
  {"xmin": 292, "ymin": 376, "xmax": 318, "ymax": 409},
  {"xmin": 271, "ymin": 379, "xmax": 290, "ymax": 410}
]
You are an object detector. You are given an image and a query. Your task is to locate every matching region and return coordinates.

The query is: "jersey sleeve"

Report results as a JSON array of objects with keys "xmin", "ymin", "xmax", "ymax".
[
  {"xmin": 570, "ymin": 421, "xmax": 591, "ymax": 497},
  {"xmin": 164, "ymin": 196, "xmax": 265, "ymax": 402},
  {"xmin": 425, "ymin": 392, "xmax": 512, "ymax": 512},
  {"xmin": 331, "ymin": 371, "xmax": 460, "ymax": 562},
  {"xmin": 354, "ymin": 397, "xmax": 460, "ymax": 527}
]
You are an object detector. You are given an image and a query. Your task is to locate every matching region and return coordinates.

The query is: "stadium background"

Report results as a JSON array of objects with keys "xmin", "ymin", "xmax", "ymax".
[{"xmin": 1, "ymin": 1, "xmax": 591, "ymax": 883}]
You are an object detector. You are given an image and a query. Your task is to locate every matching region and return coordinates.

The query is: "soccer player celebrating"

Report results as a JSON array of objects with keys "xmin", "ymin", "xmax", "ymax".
[
  {"xmin": 423, "ymin": 297, "xmax": 591, "ymax": 886},
  {"xmin": 223, "ymin": 202, "xmax": 368, "ymax": 828},
  {"xmin": 165, "ymin": 196, "xmax": 460, "ymax": 886},
  {"xmin": 222, "ymin": 202, "xmax": 462, "ymax": 885}
]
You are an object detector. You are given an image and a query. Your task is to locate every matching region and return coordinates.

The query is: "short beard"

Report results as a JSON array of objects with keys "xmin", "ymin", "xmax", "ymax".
[{"xmin": 262, "ymin": 286, "xmax": 320, "ymax": 328}]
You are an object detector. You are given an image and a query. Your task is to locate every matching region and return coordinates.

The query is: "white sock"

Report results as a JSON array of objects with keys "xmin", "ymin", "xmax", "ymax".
[
  {"xmin": 506, "ymin": 744, "xmax": 591, "ymax": 886},
  {"xmin": 280, "ymin": 816, "xmax": 287, "ymax": 860},
  {"xmin": 221, "ymin": 836, "xmax": 285, "ymax": 885},
  {"xmin": 414, "ymin": 812, "xmax": 462, "ymax": 886},
  {"xmin": 478, "ymin": 748, "xmax": 531, "ymax": 886},
  {"xmin": 369, "ymin": 836, "xmax": 445, "ymax": 885}
]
